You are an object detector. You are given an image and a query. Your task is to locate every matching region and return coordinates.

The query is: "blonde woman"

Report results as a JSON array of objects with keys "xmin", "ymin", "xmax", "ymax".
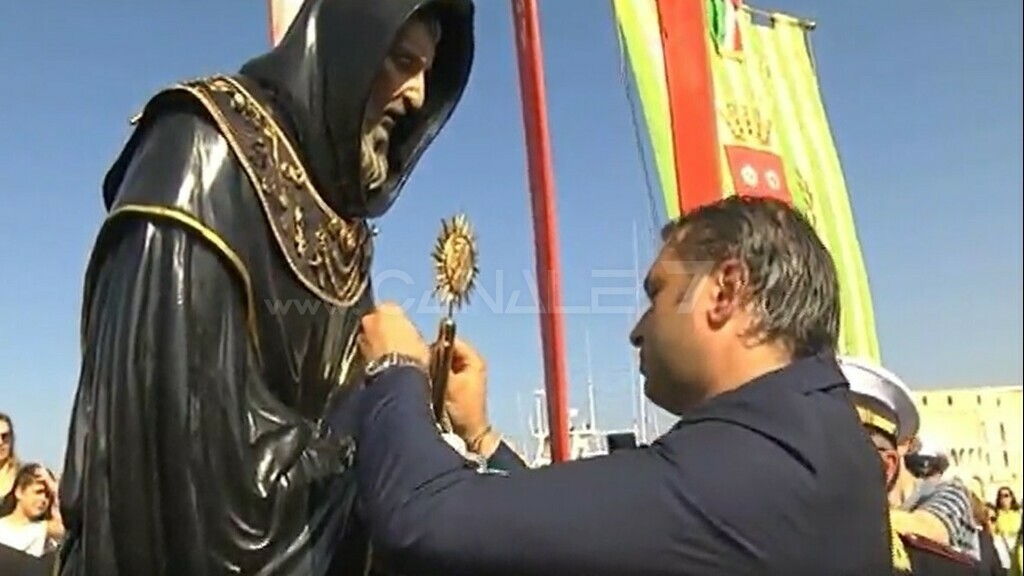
[
  {"xmin": 0, "ymin": 414, "xmax": 18, "ymax": 498},
  {"xmin": 995, "ymin": 487, "xmax": 1023, "ymax": 570},
  {"xmin": 995, "ymin": 488, "xmax": 1023, "ymax": 536}
]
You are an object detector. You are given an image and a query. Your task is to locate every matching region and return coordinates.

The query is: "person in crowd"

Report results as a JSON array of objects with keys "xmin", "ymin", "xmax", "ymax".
[
  {"xmin": 905, "ymin": 437, "xmax": 951, "ymax": 481},
  {"xmin": 994, "ymin": 489, "xmax": 1022, "ymax": 542},
  {"xmin": 978, "ymin": 487, "xmax": 1011, "ymax": 573},
  {"xmin": 994, "ymin": 487, "xmax": 1023, "ymax": 569},
  {"xmin": 840, "ymin": 357, "xmax": 979, "ymax": 559},
  {"xmin": 986, "ymin": 504, "xmax": 1014, "ymax": 569},
  {"xmin": 968, "ymin": 490, "xmax": 1008, "ymax": 575},
  {"xmin": 1012, "ymin": 526, "xmax": 1023, "ymax": 576},
  {"xmin": 0, "ymin": 414, "xmax": 18, "ymax": 498},
  {"xmin": 840, "ymin": 356, "xmax": 980, "ymax": 575},
  {"xmin": 349, "ymin": 196, "xmax": 892, "ymax": 575},
  {"xmin": 0, "ymin": 464, "xmax": 64, "ymax": 557},
  {"xmin": 895, "ymin": 451, "xmax": 978, "ymax": 559}
]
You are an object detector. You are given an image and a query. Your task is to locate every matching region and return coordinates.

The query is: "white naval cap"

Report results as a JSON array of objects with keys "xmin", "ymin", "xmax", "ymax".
[
  {"xmin": 914, "ymin": 435, "xmax": 948, "ymax": 459},
  {"xmin": 837, "ymin": 356, "xmax": 920, "ymax": 445}
]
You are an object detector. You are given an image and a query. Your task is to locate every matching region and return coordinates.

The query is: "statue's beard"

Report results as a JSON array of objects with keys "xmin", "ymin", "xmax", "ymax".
[{"xmin": 360, "ymin": 123, "xmax": 391, "ymax": 192}]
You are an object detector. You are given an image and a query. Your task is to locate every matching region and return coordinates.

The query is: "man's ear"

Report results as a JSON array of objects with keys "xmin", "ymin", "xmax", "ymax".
[
  {"xmin": 706, "ymin": 258, "xmax": 747, "ymax": 329},
  {"xmin": 881, "ymin": 449, "xmax": 901, "ymax": 489}
]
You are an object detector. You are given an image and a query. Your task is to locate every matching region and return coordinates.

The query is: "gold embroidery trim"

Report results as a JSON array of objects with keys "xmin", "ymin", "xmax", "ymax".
[
  {"xmin": 856, "ymin": 406, "xmax": 898, "ymax": 438},
  {"xmin": 161, "ymin": 75, "xmax": 372, "ymax": 310},
  {"xmin": 337, "ymin": 325, "xmax": 363, "ymax": 388},
  {"xmin": 81, "ymin": 204, "xmax": 260, "ymax": 354},
  {"xmin": 890, "ymin": 517, "xmax": 912, "ymax": 572}
]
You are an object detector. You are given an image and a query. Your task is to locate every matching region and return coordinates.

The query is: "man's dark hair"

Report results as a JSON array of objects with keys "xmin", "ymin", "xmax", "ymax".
[
  {"xmin": 661, "ymin": 196, "xmax": 840, "ymax": 357},
  {"xmin": 12, "ymin": 463, "xmax": 42, "ymax": 492},
  {"xmin": 0, "ymin": 463, "xmax": 43, "ymax": 517}
]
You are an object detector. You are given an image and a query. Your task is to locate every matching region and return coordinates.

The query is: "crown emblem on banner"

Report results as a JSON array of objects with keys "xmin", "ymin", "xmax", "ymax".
[{"xmin": 722, "ymin": 102, "xmax": 772, "ymax": 147}]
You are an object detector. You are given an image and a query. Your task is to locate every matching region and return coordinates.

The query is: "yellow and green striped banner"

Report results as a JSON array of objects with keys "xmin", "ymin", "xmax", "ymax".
[
  {"xmin": 613, "ymin": 0, "xmax": 880, "ymax": 361},
  {"xmin": 613, "ymin": 0, "xmax": 680, "ymax": 217}
]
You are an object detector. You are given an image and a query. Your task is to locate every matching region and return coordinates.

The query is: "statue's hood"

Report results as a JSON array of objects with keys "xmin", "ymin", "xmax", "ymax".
[{"xmin": 241, "ymin": 0, "xmax": 475, "ymax": 217}]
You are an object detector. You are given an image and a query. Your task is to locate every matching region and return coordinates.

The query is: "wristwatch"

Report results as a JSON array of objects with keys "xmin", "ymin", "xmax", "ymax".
[{"xmin": 364, "ymin": 352, "xmax": 427, "ymax": 379}]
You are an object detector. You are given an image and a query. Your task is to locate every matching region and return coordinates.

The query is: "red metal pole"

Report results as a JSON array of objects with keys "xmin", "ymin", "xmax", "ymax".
[{"xmin": 510, "ymin": 0, "xmax": 570, "ymax": 463}]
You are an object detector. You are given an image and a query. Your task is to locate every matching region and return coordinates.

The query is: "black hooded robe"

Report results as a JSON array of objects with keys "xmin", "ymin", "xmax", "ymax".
[{"xmin": 57, "ymin": 1, "xmax": 473, "ymax": 575}]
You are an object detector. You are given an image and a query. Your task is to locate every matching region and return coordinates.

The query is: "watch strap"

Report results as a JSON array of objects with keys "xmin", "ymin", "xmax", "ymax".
[{"xmin": 364, "ymin": 352, "xmax": 427, "ymax": 378}]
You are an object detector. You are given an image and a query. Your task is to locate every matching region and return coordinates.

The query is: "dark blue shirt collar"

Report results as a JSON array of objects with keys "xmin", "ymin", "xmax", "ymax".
[{"xmin": 669, "ymin": 353, "xmax": 849, "ymax": 430}]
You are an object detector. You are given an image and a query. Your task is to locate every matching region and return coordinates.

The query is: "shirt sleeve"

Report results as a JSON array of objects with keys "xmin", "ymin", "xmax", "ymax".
[
  {"xmin": 915, "ymin": 480, "xmax": 976, "ymax": 554},
  {"xmin": 356, "ymin": 366, "xmax": 807, "ymax": 576}
]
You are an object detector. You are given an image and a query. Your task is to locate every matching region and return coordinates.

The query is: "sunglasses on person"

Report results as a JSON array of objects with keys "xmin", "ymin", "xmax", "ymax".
[
  {"xmin": 0, "ymin": 431, "xmax": 11, "ymax": 443},
  {"xmin": 999, "ymin": 492, "xmax": 1012, "ymax": 499}
]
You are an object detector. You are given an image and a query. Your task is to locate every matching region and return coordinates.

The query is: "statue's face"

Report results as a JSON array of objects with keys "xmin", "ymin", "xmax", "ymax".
[{"xmin": 360, "ymin": 15, "xmax": 439, "ymax": 191}]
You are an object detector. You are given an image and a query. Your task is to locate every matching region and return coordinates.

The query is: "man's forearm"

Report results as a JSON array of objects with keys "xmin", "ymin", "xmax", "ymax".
[
  {"xmin": 355, "ymin": 366, "xmax": 755, "ymax": 576},
  {"xmin": 890, "ymin": 509, "xmax": 951, "ymax": 544}
]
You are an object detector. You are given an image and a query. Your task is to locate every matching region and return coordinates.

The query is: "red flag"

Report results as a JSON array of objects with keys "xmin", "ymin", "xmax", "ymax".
[
  {"xmin": 656, "ymin": 0, "xmax": 724, "ymax": 213},
  {"xmin": 723, "ymin": 145, "xmax": 790, "ymax": 202}
]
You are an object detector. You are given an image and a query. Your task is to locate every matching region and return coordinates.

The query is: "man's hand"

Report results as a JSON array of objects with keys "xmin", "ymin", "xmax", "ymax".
[
  {"xmin": 445, "ymin": 339, "xmax": 499, "ymax": 457},
  {"xmin": 36, "ymin": 467, "xmax": 65, "ymax": 539},
  {"xmin": 36, "ymin": 467, "xmax": 60, "ymax": 509},
  {"xmin": 359, "ymin": 302, "xmax": 430, "ymax": 368}
]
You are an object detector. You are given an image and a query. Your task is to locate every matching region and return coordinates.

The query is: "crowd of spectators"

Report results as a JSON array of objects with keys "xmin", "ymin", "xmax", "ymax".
[{"xmin": 0, "ymin": 413, "xmax": 63, "ymax": 574}]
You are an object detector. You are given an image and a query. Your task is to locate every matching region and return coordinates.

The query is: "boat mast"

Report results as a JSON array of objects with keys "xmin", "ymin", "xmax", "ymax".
[
  {"xmin": 533, "ymin": 389, "xmax": 547, "ymax": 437},
  {"xmin": 585, "ymin": 331, "xmax": 597, "ymax": 431},
  {"xmin": 511, "ymin": 0, "xmax": 571, "ymax": 462},
  {"xmin": 632, "ymin": 221, "xmax": 649, "ymax": 444},
  {"xmin": 515, "ymin": 391, "xmax": 528, "ymax": 453},
  {"xmin": 530, "ymin": 388, "xmax": 550, "ymax": 464}
]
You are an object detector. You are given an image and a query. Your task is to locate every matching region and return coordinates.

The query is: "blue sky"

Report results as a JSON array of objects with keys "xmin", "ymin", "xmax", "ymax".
[{"xmin": 0, "ymin": 1, "xmax": 1020, "ymax": 468}]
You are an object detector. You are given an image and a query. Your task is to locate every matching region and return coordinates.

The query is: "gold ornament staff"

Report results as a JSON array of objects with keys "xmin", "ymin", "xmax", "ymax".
[{"xmin": 429, "ymin": 214, "xmax": 479, "ymax": 432}]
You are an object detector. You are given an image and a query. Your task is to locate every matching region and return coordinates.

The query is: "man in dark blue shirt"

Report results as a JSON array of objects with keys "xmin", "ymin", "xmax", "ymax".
[{"xmin": 351, "ymin": 197, "xmax": 892, "ymax": 576}]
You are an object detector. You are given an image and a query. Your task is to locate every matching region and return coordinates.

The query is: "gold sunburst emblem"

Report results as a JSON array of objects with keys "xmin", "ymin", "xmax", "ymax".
[{"xmin": 431, "ymin": 214, "xmax": 479, "ymax": 312}]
